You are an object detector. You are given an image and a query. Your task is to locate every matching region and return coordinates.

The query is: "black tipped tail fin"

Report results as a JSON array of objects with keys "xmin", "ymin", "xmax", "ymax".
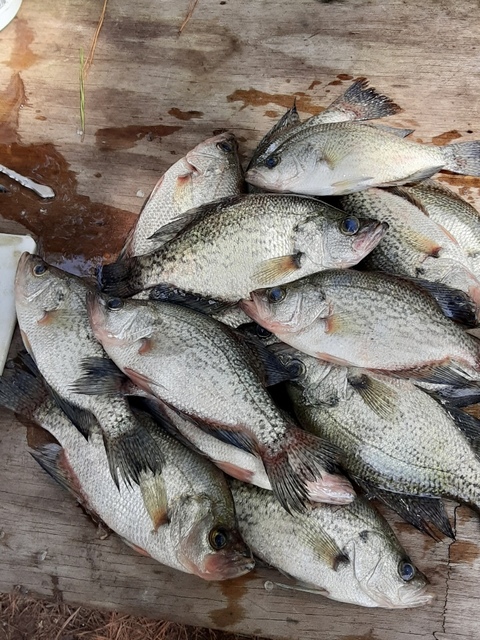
[
  {"xmin": 103, "ymin": 424, "xmax": 164, "ymax": 489},
  {"xmin": 319, "ymin": 77, "xmax": 401, "ymax": 122},
  {"xmin": 263, "ymin": 427, "xmax": 352, "ymax": 514},
  {"xmin": 443, "ymin": 141, "xmax": 480, "ymax": 177},
  {"xmin": 100, "ymin": 257, "xmax": 143, "ymax": 297}
]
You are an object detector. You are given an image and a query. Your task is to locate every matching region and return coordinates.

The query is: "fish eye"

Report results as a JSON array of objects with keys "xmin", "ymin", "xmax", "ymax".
[
  {"xmin": 33, "ymin": 263, "xmax": 48, "ymax": 277},
  {"xmin": 340, "ymin": 216, "xmax": 360, "ymax": 236},
  {"xmin": 209, "ymin": 527, "xmax": 229, "ymax": 550},
  {"xmin": 107, "ymin": 298, "xmax": 124, "ymax": 311},
  {"xmin": 256, "ymin": 325, "xmax": 272, "ymax": 339},
  {"xmin": 265, "ymin": 154, "xmax": 280, "ymax": 169},
  {"xmin": 216, "ymin": 140, "xmax": 233, "ymax": 153},
  {"xmin": 287, "ymin": 359, "xmax": 306, "ymax": 379},
  {"xmin": 267, "ymin": 287, "xmax": 286, "ymax": 304},
  {"xmin": 398, "ymin": 560, "xmax": 416, "ymax": 582}
]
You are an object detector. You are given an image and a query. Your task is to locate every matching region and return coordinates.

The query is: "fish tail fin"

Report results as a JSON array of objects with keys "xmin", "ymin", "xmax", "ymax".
[
  {"xmin": 0, "ymin": 363, "xmax": 46, "ymax": 418},
  {"xmin": 262, "ymin": 427, "xmax": 354, "ymax": 513},
  {"xmin": 328, "ymin": 77, "xmax": 401, "ymax": 120},
  {"xmin": 442, "ymin": 141, "xmax": 480, "ymax": 177},
  {"xmin": 99, "ymin": 257, "xmax": 144, "ymax": 297},
  {"xmin": 102, "ymin": 423, "xmax": 164, "ymax": 488}
]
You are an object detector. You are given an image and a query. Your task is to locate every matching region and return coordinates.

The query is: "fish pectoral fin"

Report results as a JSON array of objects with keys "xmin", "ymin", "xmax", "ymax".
[
  {"xmin": 347, "ymin": 373, "xmax": 399, "ymax": 420},
  {"xmin": 139, "ymin": 471, "xmax": 169, "ymax": 531},
  {"xmin": 124, "ymin": 367, "xmax": 156, "ymax": 395},
  {"xmin": 148, "ymin": 283, "xmax": 233, "ymax": 315},
  {"xmin": 71, "ymin": 357, "xmax": 128, "ymax": 396},
  {"xmin": 253, "ymin": 254, "xmax": 303, "ymax": 286},
  {"xmin": 229, "ymin": 328, "xmax": 293, "ymax": 387},
  {"xmin": 356, "ymin": 478, "xmax": 454, "ymax": 540},
  {"xmin": 301, "ymin": 524, "xmax": 349, "ymax": 570},
  {"xmin": 403, "ymin": 165, "xmax": 445, "ymax": 184},
  {"xmin": 269, "ymin": 572, "xmax": 330, "ymax": 595}
]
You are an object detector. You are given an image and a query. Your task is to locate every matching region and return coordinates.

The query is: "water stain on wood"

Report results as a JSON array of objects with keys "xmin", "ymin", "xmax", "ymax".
[
  {"xmin": 0, "ymin": 142, "xmax": 136, "ymax": 275},
  {"xmin": 168, "ymin": 108, "xmax": 204, "ymax": 121},
  {"xmin": 209, "ymin": 572, "xmax": 256, "ymax": 628},
  {"xmin": 337, "ymin": 73, "xmax": 353, "ymax": 81},
  {"xmin": 431, "ymin": 130, "xmax": 462, "ymax": 146},
  {"xmin": 308, "ymin": 80, "xmax": 322, "ymax": 90},
  {"xmin": 227, "ymin": 88, "xmax": 324, "ymax": 115},
  {"xmin": 95, "ymin": 124, "xmax": 182, "ymax": 151},
  {"xmin": 0, "ymin": 73, "xmax": 26, "ymax": 144},
  {"xmin": 450, "ymin": 540, "xmax": 480, "ymax": 564},
  {"xmin": 8, "ymin": 19, "xmax": 40, "ymax": 71},
  {"xmin": 438, "ymin": 173, "xmax": 480, "ymax": 192},
  {"xmin": 264, "ymin": 109, "xmax": 280, "ymax": 118}
]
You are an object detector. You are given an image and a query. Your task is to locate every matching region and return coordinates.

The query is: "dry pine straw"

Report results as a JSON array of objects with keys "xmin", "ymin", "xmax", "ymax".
[{"xmin": 0, "ymin": 590, "xmax": 266, "ymax": 640}]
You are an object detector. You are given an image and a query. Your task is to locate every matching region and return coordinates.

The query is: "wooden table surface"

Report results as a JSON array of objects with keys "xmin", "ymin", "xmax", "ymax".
[{"xmin": 2, "ymin": 1, "xmax": 480, "ymax": 638}]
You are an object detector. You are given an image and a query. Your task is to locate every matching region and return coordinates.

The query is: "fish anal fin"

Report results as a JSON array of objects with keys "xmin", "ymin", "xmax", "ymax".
[
  {"xmin": 357, "ymin": 479, "xmax": 454, "ymax": 540},
  {"xmin": 253, "ymin": 254, "xmax": 302, "ymax": 286},
  {"xmin": 124, "ymin": 367, "xmax": 155, "ymax": 395},
  {"xmin": 215, "ymin": 460, "xmax": 255, "ymax": 483},
  {"xmin": 330, "ymin": 177, "xmax": 375, "ymax": 194}
]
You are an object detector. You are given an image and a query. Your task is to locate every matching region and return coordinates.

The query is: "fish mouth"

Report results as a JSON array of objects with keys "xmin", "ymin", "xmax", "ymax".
[
  {"xmin": 351, "ymin": 220, "xmax": 389, "ymax": 257},
  {"xmin": 371, "ymin": 584, "xmax": 434, "ymax": 609},
  {"xmin": 86, "ymin": 291, "xmax": 118, "ymax": 347},
  {"xmin": 240, "ymin": 295, "xmax": 276, "ymax": 332},
  {"xmin": 193, "ymin": 552, "xmax": 255, "ymax": 581}
]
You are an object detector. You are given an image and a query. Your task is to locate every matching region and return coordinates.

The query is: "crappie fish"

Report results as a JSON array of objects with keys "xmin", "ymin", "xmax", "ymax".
[
  {"xmin": 14, "ymin": 253, "xmax": 164, "ymax": 491},
  {"xmin": 87, "ymin": 293, "xmax": 355, "ymax": 513},
  {"xmin": 100, "ymin": 193, "xmax": 387, "ymax": 301},
  {"xmin": 121, "ymin": 133, "xmax": 244, "ymax": 258},
  {"xmin": 249, "ymin": 78, "xmax": 402, "ymax": 169},
  {"xmin": 275, "ymin": 344, "xmax": 480, "ymax": 538},
  {"xmin": 141, "ymin": 396, "xmax": 354, "ymax": 505},
  {"xmin": 246, "ymin": 121, "xmax": 480, "ymax": 196},
  {"xmin": 0, "ymin": 366, "xmax": 254, "ymax": 580},
  {"xmin": 231, "ymin": 481, "xmax": 432, "ymax": 608},
  {"xmin": 241, "ymin": 269, "xmax": 480, "ymax": 381},
  {"xmin": 340, "ymin": 188, "xmax": 480, "ymax": 311},
  {"xmin": 397, "ymin": 180, "xmax": 480, "ymax": 275}
]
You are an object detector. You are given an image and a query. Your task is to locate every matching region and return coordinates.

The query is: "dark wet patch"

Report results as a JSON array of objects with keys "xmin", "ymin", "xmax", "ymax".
[
  {"xmin": 337, "ymin": 73, "xmax": 353, "ymax": 81},
  {"xmin": 308, "ymin": 80, "xmax": 322, "ymax": 90},
  {"xmin": 450, "ymin": 539, "xmax": 480, "ymax": 565},
  {"xmin": 431, "ymin": 130, "xmax": 462, "ymax": 146},
  {"xmin": 168, "ymin": 108, "xmax": 204, "ymax": 121},
  {"xmin": 95, "ymin": 124, "xmax": 182, "ymax": 151},
  {"xmin": 264, "ymin": 109, "xmax": 280, "ymax": 118},
  {"xmin": 209, "ymin": 572, "xmax": 257, "ymax": 628},
  {"xmin": 227, "ymin": 88, "xmax": 324, "ymax": 116},
  {"xmin": 0, "ymin": 73, "xmax": 26, "ymax": 144}
]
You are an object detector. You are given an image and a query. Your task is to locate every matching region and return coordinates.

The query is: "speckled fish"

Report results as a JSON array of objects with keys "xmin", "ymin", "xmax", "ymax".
[
  {"xmin": 241, "ymin": 269, "xmax": 480, "ymax": 382},
  {"xmin": 120, "ymin": 133, "xmax": 244, "ymax": 258},
  {"xmin": 87, "ymin": 293, "xmax": 355, "ymax": 513},
  {"xmin": 142, "ymin": 396, "xmax": 355, "ymax": 505},
  {"xmin": 100, "ymin": 193, "xmax": 387, "ymax": 300},
  {"xmin": 248, "ymin": 78, "xmax": 402, "ymax": 169},
  {"xmin": 275, "ymin": 344, "xmax": 480, "ymax": 538},
  {"xmin": 0, "ymin": 366, "xmax": 254, "ymax": 580},
  {"xmin": 246, "ymin": 121, "xmax": 480, "ymax": 196},
  {"xmin": 231, "ymin": 481, "xmax": 432, "ymax": 608},
  {"xmin": 396, "ymin": 180, "xmax": 480, "ymax": 275},
  {"xmin": 340, "ymin": 188, "xmax": 480, "ymax": 312},
  {"xmin": 14, "ymin": 253, "xmax": 164, "ymax": 490}
]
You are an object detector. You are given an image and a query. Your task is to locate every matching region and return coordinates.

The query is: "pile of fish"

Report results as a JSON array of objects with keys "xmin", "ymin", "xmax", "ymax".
[{"xmin": 5, "ymin": 78, "xmax": 480, "ymax": 609}]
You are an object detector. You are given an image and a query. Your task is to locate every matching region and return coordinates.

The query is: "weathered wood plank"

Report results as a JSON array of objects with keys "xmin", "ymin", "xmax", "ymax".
[{"xmin": 2, "ymin": 0, "xmax": 480, "ymax": 637}]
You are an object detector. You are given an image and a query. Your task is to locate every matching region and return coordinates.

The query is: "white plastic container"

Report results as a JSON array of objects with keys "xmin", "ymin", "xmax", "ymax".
[
  {"xmin": 0, "ymin": 233, "xmax": 36, "ymax": 375},
  {"xmin": 0, "ymin": 0, "xmax": 22, "ymax": 32}
]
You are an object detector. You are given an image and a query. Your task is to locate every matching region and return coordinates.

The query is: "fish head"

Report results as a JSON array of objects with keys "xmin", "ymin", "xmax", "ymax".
[
  {"xmin": 310, "ymin": 211, "xmax": 388, "ymax": 268},
  {"xmin": 186, "ymin": 132, "xmax": 243, "ymax": 193},
  {"xmin": 15, "ymin": 252, "xmax": 84, "ymax": 326},
  {"xmin": 241, "ymin": 280, "xmax": 329, "ymax": 337},
  {"xmin": 337, "ymin": 527, "xmax": 432, "ymax": 608},
  {"xmin": 87, "ymin": 292, "xmax": 156, "ymax": 350},
  {"xmin": 170, "ymin": 494, "xmax": 254, "ymax": 581}
]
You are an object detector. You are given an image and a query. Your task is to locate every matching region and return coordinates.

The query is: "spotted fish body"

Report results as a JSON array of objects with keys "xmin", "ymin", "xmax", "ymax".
[
  {"xmin": 246, "ymin": 121, "xmax": 480, "ymax": 196},
  {"xmin": 231, "ymin": 481, "xmax": 432, "ymax": 609}
]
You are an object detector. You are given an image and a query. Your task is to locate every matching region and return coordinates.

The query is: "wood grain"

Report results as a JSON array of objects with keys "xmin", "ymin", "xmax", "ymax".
[{"xmin": 2, "ymin": 0, "xmax": 480, "ymax": 637}]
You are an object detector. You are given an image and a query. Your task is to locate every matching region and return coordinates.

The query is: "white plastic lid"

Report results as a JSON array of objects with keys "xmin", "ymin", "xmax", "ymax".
[
  {"xmin": 0, "ymin": 234, "xmax": 36, "ymax": 375},
  {"xmin": 0, "ymin": 0, "xmax": 22, "ymax": 32}
]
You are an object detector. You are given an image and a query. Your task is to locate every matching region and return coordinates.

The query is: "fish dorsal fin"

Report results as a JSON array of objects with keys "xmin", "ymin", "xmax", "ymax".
[
  {"xmin": 368, "ymin": 125, "xmax": 414, "ymax": 138},
  {"xmin": 347, "ymin": 372, "xmax": 399, "ymax": 420},
  {"xmin": 148, "ymin": 283, "xmax": 233, "ymax": 315},
  {"xmin": 446, "ymin": 406, "xmax": 480, "ymax": 458},
  {"xmin": 147, "ymin": 194, "xmax": 247, "ymax": 246},
  {"xmin": 387, "ymin": 186, "xmax": 432, "ymax": 217},
  {"xmin": 248, "ymin": 104, "xmax": 300, "ymax": 168},
  {"xmin": 356, "ymin": 478, "xmax": 454, "ymax": 540},
  {"xmin": 139, "ymin": 471, "xmax": 169, "ymax": 530},
  {"xmin": 409, "ymin": 278, "xmax": 477, "ymax": 327}
]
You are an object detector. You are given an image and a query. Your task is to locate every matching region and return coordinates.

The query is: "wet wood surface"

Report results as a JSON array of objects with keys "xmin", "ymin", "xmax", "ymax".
[{"xmin": 2, "ymin": 0, "xmax": 480, "ymax": 638}]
